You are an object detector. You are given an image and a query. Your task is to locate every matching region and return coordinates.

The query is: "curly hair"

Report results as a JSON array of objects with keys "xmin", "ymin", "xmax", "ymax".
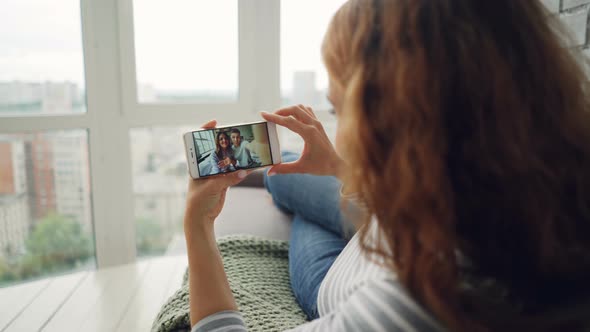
[{"xmin": 323, "ymin": 1, "xmax": 590, "ymax": 331}]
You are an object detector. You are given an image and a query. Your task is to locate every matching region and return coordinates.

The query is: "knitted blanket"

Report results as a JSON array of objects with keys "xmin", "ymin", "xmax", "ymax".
[{"xmin": 151, "ymin": 236, "xmax": 308, "ymax": 332}]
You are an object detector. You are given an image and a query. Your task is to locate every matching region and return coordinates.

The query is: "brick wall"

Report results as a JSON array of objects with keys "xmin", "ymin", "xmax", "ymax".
[{"xmin": 541, "ymin": 0, "xmax": 590, "ymax": 48}]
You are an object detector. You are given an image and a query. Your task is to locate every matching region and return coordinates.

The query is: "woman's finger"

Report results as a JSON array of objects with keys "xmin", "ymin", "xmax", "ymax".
[
  {"xmin": 275, "ymin": 104, "xmax": 321, "ymax": 128},
  {"xmin": 274, "ymin": 105, "xmax": 315, "ymax": 125},
  {"xmin": 298, "ymin": 104, "xmax": 317, "ymax": 120},
  {"xmin": 221, "ymin": 169, "xmax": 251, "ymax": 187},
  {"xmin": 267, "ymin": 162, "xmax": 305, "ymax": 176},
  {"xmin": 201, "ymin": 170, "xmax": 245, "ymax": 191},
  {"xmin": 261, "ymin": 112, "xmax": 309, "ymax": 137},
  {"xmin": 200, "ymin": 119, "xmax": 217, "ymax": 129},
  {"xmin": 306, "ymin": 106, "xmax": 319, "ymax": 120}
]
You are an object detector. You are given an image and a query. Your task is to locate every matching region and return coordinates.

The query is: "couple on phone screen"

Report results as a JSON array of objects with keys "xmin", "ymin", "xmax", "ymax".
[{"xmin": 211, "ymin": 128, "xmax": 254, "ymax": 174}]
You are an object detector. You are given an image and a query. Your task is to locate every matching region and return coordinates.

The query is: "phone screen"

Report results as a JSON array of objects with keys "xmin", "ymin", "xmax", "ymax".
[{"xmin": 192, "ymin": 122, "xmax": 274, "ymax": 178}]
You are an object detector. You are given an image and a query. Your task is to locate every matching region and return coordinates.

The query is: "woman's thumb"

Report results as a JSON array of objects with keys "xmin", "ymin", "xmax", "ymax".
[{"xmin": 267, "ymin": 162, "xmax": 302, "ymax": 176}]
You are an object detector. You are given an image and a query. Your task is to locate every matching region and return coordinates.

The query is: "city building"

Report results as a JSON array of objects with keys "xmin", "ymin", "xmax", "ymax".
[
  {"xmin": 288, "ymin": 70, "xmax": 332, "ymax": 111},
  {"xmin": 0, "ymin": 81, "xmax": 85, "ymax": 115},
  {"xmin": 50, "ymin": 132, "xmax": 92, "ymax": 230},
  {"xmin": 134, "ymin": 173, "xmax": 186, "ymax": 247},
  {"xmin": 24, "ymin": 133, "xmax": 57, "ymax": 223},
  {"xmin": 0, "ymin": 81, "xmax": 92, "ymax": 260},
  {"xmin": 0, "ymin": 139, "xmax": 31, "ymax": 257},
  {"xmin": 131, "ymin": 127, "xmax": 189, "ymax": 253},
  {"xmin": 292, "ymin": 71, "xmax": 318, "ymax": 106}
]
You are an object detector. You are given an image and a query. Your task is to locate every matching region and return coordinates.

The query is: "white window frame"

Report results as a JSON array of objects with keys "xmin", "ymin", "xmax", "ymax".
[{"xmin": 0, "ymin": 0, "xmax": 280, "ymax": 268}]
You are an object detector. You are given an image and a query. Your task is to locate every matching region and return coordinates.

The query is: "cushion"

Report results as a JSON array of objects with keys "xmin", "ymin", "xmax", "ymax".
[{"xmin": 151, "ymin": 236, "xmax": 308, "ymax": 332}]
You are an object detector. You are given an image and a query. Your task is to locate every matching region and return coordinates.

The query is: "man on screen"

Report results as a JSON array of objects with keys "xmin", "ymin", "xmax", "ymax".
[{"xmin": 230, "ymin": 128, "xmax": 254, "ymax": 168}]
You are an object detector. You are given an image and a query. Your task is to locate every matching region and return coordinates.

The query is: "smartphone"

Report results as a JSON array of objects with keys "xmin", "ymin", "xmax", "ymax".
[{"xmin": 183, "ymin": 121, "xmax": 281, "ymax": 179}]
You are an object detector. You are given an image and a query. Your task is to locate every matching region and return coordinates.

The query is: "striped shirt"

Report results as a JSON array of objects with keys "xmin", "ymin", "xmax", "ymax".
[{"xmin": 192, "ymin": 220, "xmax": 446, "ymax": 332}]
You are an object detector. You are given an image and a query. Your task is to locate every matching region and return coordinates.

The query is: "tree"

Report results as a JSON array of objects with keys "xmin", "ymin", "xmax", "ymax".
[
  {"xmin": 146, "ymin": 153, "xmax": 157, "ymax": 172},
  {"xmin": 0, "ymin": 257, "xmax": 17, "ymax": 283},
  {"xmin": 136, "ymin": 217, "xmax": 169, "ymax": 256},
  {"xmin": 24, "ymin": 213, "xmax": 92, "ymax": 274},
  {"xmin": 0, "ymin": 214, "xmax": 93, "ymax": 285},
  {"xmin": 18, "ymin": 255, "xmax": 42, "ymax": 280}
]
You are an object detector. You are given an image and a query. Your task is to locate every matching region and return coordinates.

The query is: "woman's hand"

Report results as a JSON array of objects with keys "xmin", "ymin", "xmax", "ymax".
[
  {"xmin": 262, "ymin": 105, "xmax": 343, "ymax": 177},
  {"xmin": 183, "ymin": 120, "xmax": 245, "ymax": 325},
  {"xmin": 217, "ymin": 157, "xmax": 231, "ymax": 168},
  {"xmin": 185, "ymin": 120, "xmax": 250, "ymax": 234}
]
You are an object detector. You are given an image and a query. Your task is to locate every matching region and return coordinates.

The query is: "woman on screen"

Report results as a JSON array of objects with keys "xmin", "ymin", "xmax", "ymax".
[{"xmin": 209, "ymin": 131, "xmax": 236, "ymax": 175}]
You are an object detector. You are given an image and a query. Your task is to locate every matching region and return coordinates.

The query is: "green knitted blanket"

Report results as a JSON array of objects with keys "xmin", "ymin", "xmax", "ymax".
[{"xmin": 151, "ymin": 236, "xmax": 308, "ymax": 332}]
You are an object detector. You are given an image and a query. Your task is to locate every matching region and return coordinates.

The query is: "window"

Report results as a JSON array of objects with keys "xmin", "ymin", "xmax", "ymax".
[
  {"xmin": 193, "ymin": 131, "xmax": 215, "ymax": 159},
  {"xmin": 0, "ymin": 131, "xmax": 95, "ymax": 286},
  {"xmin": 0, "ymin": 0, "xmax": 86, "ymax": 116},
  {"xmin": 133, "ymin": 0, "xmax": 238, "ymax": 103},
  {"xmin": 1, "ymin": 0, "xmax": 349, "ymax": 280},
  {"xmin": 280, "ymin": 0, "xmax": 347, "ymax": 110},
  {"xmin": 0, "ymin": 0, "xmax": 96, "ymax": 287},
  {"xmin": 278, "ymin": 0, "xmax": 344, "ymax": 152},
  {"xmin": 130, "ymin": 127, "xmax": 190, "ymax": 257}
]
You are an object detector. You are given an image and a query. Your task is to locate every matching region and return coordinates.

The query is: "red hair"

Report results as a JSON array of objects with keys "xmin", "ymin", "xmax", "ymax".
[{"xmin": 323, "ymin": 1, "xmax": 590, "ymax": 331}]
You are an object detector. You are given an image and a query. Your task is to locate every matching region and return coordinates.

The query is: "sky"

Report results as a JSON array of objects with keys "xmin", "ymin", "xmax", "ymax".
[
  {"xmin": 0, "ymin": 0, "xmax": 85, "ymax": 85},
  {"xmin": 0, "ymin": 0, "xmax": 346, "ymax": 93}
]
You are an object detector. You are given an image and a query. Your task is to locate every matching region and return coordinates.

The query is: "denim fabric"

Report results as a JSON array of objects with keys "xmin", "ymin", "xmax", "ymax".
[{"xmin": 264, "ymin": 151, "xmax": 353, "ymax": 320}]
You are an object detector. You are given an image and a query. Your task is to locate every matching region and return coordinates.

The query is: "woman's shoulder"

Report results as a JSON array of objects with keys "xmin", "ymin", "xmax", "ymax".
[
  {"xmin": 362, "ymin": 277, "xmax": 446, "ymax": 331},
  {"xmin": 315, "ymin": 275, "xmax": 446, "ymax": 332}
]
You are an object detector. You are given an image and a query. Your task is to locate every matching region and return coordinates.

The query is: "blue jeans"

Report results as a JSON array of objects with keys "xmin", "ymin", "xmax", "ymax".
[{"xmin": 264, "ymin": 152, "xmax": 354, "ymax": 320}]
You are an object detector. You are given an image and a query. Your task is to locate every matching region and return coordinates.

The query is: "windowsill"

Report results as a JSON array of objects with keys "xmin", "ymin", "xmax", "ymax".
[{"xmin": 0, "ymin": 255, "xmax": 187, "ymax": 331}]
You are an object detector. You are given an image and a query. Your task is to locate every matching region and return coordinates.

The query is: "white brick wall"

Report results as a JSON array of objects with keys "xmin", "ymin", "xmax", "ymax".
[{"xmin": 541, "ymin": 0, "xmax": 590, "ymax": 47}]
